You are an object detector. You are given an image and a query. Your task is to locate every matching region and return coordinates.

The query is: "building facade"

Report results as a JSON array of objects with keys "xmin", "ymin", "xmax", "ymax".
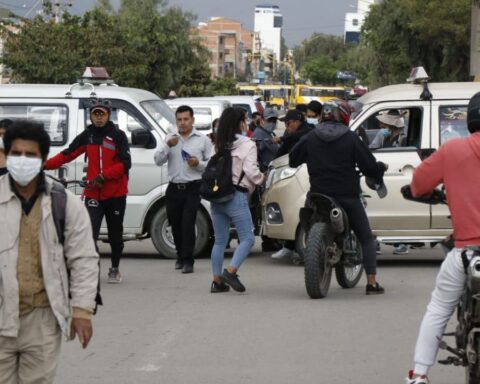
[
  {"xmin": 254, "ymin": 4, "xmax": 282, "ymax": 62},
  {"xmin": 344, "ymin": 0, "xmax": 381, "ymax": 44},
  {"xmin": 195, "ymin": 17, "xmax": 254, "ymax": 79}
]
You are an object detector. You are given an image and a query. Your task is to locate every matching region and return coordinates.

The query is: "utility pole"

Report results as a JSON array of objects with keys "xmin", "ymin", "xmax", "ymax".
[{"xmin": 471, "ymin": 0, "xmax": 480, "ymax": 79}]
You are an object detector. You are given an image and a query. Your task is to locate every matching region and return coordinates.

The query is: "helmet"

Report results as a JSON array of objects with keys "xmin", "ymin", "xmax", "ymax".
[
  {"xmin": 89, "ymin": 98, "xmax": 111, "ymax": 115},
  {"xmin": 321, "ymin": 99, "xmax": 351, "ymax": 125}
]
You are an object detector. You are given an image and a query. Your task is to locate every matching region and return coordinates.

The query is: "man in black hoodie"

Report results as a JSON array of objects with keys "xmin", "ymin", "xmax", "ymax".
[{"xmin": 289, "ymin": 100, "xmax": 385, "ymax": 294}]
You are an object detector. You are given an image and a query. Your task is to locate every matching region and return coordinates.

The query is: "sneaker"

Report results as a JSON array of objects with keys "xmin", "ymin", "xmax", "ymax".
[
  {"xmin": 107, "ymin": 268, "xmax": 123, "ymax": 284},
  {"xmin": 174, "ymin": 260, "xmax": 183, "ymax": 270},
  {"xmin": 393, "ymin": 244, "xmax": 409, "ymax": 255},
  {"xmin": 271, "ymin": 247, "xmax": 294, "ymax": 259},
  {"xmin": 222, "ymin": 269, "xmax": 246, "ymax": 292},
  {"xmin": 366, "ymin": 282, "xmax": 385, "ymax": 295},
  {"xmin": 405, "ymin": 370, "xmax": 429, "ymax": 383},
  {"xmin": 210, "ymin": 281, "xmax": 230, "ymax": 293}
]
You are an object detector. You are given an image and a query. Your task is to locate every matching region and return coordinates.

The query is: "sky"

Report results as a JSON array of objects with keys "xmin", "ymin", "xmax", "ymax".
[{"xmin": 3, "ymin": 0, "xmax": 357, "ymax": 47}]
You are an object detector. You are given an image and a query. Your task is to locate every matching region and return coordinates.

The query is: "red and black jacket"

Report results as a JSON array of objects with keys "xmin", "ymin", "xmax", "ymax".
[{"xmin": 45, "ymin": 121, "xmax": 131, "ymax": 201}]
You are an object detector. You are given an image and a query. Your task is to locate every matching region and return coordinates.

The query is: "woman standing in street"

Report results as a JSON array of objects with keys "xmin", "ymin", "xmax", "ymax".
[{"xmin": 210, "ymin": 107, "xmax": 264, "ymax": 293}]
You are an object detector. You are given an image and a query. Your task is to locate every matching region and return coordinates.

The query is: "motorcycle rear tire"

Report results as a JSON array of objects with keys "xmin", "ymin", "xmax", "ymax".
[
  {"xmin": 467, "ymin": 334, "xmax": 480, "ymax": 384},
  {"xmin": 335, "ymin": 233, "xmax": 364, "ymax": 288},
  {"xmin": 304, "ymin": 222, "xmax": 333, "ymax": 299}
]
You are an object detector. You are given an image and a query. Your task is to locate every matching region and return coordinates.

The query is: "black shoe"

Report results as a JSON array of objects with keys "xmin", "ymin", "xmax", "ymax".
[
  {"xmin": 175, "ymin": 261, "xmax": 184, "ymax": 270},
  {"xmin": 222, "ymin": 269, "xmax": 245, "ymax": 292},
  {"xmin": 366, "ymin": 282, "xmax": 385, "ymax": 295},
  {"xmin": 182, "ymin": 264, "xmax": 194, "ymax": 274},
  {"xmin": 210, "ymin": 281, "xmax": 230, "ymax": 293}
]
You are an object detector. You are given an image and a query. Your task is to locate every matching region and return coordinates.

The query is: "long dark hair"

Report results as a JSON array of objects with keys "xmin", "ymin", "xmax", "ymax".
[{"xmin": 215, "ymin": 107, "xmax": 245, "ymax": 152}]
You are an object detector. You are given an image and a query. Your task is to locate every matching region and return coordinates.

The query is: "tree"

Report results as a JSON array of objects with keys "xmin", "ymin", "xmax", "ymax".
[
  {"xmin": 360, "ymin": 0, "xmax": 470, "ymax": 86},
  {"xmin": 294, "ymin": 33, "xmax": 347, "ymax": 72},
  {"xmin": 302, "ymin": 56, "xmax": 338, "ymax": 84}
]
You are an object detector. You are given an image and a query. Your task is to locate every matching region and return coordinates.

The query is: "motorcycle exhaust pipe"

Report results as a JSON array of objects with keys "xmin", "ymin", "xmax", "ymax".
[
  {"xmin": 330, "ymin": 208, "xmax": 344, "ymax": 234},
  {"xmin": 468, "ymin": 255, "xmax": 480, "ymax": 293}
]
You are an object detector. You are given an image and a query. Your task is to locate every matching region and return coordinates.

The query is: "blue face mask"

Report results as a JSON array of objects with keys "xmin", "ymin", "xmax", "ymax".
[{"xmin": 382, "ymin": 128, "xmax": 391, "ymax": 138}]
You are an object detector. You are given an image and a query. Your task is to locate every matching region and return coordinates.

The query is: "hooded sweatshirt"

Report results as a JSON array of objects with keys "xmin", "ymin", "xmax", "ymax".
[
  {"xmin": 411, "ymin": 132, "xmax": 480, "ymax": 247},
  {"xmin": 231, "ymin": 135, "xmax": 265, "ymax": 194},
  {"xmin": 289, "ymin": 121, "xmax": 382, "ymax": 197}
]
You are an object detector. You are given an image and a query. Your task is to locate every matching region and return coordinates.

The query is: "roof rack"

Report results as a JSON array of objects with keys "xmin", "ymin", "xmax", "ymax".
[{"xmin": 65, "ymin": 67, "xmax": 116, "ymax": 98}]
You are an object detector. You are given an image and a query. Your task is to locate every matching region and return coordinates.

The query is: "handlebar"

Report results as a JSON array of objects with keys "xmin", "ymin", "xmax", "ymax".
[
  {"xmin": 401, "ymin": 184, "xmax": 447, "ymax": 205},
  {"xmin": 46, "ymin": 174, "xmax": 91, "ymax": 188}
]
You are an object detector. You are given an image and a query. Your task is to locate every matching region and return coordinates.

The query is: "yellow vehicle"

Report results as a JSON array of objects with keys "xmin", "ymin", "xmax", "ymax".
[
  {"xmin": 237, "ymin": 84, "xmax": 261, "ymax": 97},
  {"xmin": 293, "ymin": 84, "xmax": 316, "ymax": 105},
  {"xmin": 258, "ymin": 84, "xmax": 292, "ymax": 109},
  {"xmin": 310, "ymin": 85, "xmax": 347, "ymax": 103}
]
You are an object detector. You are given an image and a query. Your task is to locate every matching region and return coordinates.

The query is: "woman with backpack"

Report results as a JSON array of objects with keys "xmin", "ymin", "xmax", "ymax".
[{"xmin": 209, "ymin": 107, "xmax": 264, "ymax": 293}]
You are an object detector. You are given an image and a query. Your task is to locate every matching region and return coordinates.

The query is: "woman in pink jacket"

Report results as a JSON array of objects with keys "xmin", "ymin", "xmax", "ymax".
[{"xmin": 210, "ymin": 107, "xmax": 265, "ymax": 293}]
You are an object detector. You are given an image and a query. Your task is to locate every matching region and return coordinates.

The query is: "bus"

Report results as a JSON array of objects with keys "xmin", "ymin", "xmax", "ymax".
[
  {"xmin": 309, "ymin": 86, "xmax": 347, "ymax": 103},
  {"xmin": 258, "ymin": 84, "xmax": 292, "ymax": 110}
]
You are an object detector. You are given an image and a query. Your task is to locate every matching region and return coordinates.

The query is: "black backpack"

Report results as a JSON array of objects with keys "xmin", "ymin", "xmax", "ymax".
[
  {"xmin": 200, "ymin": 149, "xmax": 245, "ymax": 203},
  {"xmin": 50, "ymin": 181, "xmax": 103, "ymax": 312}
]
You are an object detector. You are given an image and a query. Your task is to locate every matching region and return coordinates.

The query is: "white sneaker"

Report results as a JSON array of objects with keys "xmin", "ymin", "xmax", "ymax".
[
  {"xmin": 405, "ymin": 370, "xmax": 429, "ymax": 384},
  {"xmin": 393, "ymin": 244, "xmax": 409, "ymax": 255},
  {"xmin": 271, "ymin": 247, "xmax": 294, "ymax": 259}
]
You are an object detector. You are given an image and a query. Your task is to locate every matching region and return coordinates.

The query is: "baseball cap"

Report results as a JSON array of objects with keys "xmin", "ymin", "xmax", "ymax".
[
  {"xmin": 279, "ymin": 110, "xmax": 304, "ymax": 122},
  {"xmin": 263, "ymin": 107, "xmax": 278, "ymax": 121},
  {"xmin": 365, "ymin": 177, "xmax": 388, "ymax": 199}
]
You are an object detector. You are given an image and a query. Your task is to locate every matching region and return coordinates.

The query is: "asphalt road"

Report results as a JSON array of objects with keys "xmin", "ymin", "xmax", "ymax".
[{"xmin": 55, "ymin": 240, "xmax": 461, "ymax": 384}]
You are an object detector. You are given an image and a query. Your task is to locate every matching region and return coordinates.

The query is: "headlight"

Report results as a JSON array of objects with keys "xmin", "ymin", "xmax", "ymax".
[{"xmin": 265, "ymin": 166, "xmax": 299, "ymax": 188}]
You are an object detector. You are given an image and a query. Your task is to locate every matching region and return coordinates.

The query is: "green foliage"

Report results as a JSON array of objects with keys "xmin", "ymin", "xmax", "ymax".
[
  {"xmin": 302, "ymin": 56, "xmax": 338, "ymax": 84},
  {"xmin": 204, "ymin": 77, "xmax": 239, "ymax": 96},
  {"xmin": 0, "ymin": 0, "xmax": 211, "ymax": 97},
  {"xmin": 360, "ymin": 0, "xmax": 470, "ymax": 86}
]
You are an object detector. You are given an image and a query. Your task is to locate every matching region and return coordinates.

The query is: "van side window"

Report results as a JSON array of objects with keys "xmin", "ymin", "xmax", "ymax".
[
  {"xmin": 0, "ymin": 104, "xmax": 68, "ymax": 145},
  {"xmin": 85, "ymin": 104, "xmax": 150, "ymax": 146},
  {"xmin": 363, "ymin": 107, "xmax": 422, "ymax": 150},
  {"xmin": 439, "ymin": 106, "xmax": 468, "ymax": 144}
]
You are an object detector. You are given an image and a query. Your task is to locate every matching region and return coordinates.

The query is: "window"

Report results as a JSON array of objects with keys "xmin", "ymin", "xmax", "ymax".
[
  {"xmin": 361, "ymin": 108, "xmax": 422, "ymax": 150},
  {"xmin": 352, "ymin": 19, "xmax": 359, "ymax": 26},
  {"xmin": 274, "ymin": 15, "xmax": 283, "ymax": 28},
  {"xmin": 0, "ymin": 104, "xmax": 68, "ymax": 145},
  {"xmin": 439, "ymin": 106, "xmax": 468, "ymax": 144}
]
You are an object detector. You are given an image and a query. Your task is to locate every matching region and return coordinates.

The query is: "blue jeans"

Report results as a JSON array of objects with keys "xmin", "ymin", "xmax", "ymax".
[{"xmin": 211, "ymin": 190, "xmax": 255, "ymax": 277}]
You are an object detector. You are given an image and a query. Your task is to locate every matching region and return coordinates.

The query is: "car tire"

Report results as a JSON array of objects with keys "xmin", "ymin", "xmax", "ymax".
[{"xmin": 150, "ymin": 205, "xmax": 211, "ymax": 259}]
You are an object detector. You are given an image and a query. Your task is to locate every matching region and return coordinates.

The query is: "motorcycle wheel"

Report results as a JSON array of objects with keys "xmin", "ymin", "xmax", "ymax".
[
  {"xmin": 467, "ymin": 334, "xmax": 480, "ymax": 384},
  {"xmin": 304, "ymin": 222, "xmax": 333, "ymax": 299},
  {"xmin": 335, "ymin": 233, "xmax": 364, "ymax": 288}
]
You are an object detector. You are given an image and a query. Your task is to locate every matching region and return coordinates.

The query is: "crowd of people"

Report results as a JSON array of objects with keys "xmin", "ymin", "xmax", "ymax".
[{"xmin": 2, "ymin": 91, "xmax": 480, "ymax": 384}]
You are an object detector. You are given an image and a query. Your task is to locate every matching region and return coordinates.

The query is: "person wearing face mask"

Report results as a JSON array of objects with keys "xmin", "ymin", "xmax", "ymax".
[
  {"xmin": 0, "ymin": 118, "xmax": 13, "ymax": 176},
  {"xmin": 270, "ymin": 109, "xmax": 313, "ymax": 260},
  {"xmin": 252, "ymin": 107, "xmax": 280, "ymax": 172},
  {"xmin": 248, "ymin": 112, "xmax": 262, "ymax": 138},
  {"xmin": 306, "ymin": 100, "xmax": 323, "ymax": 126},
  {"xmin": 369, "ymin": 109, "xmax": 406, "ymax": 150},
  {"xmin": 0, "ymin": 120, "xmax": 99, "ymax": 384},
  {"xmin": 44, "ymin": 98, "xmax": 131, "ymax": 284}
]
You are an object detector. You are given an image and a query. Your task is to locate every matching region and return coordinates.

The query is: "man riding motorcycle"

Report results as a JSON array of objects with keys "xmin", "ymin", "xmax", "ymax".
[
  {"xmin": 404, "ymin": 91, "xmax": 480, "ymax": 383},
  {"xmin": 289, "ymin": 99, "xmax": 386, "ymax": 294}
]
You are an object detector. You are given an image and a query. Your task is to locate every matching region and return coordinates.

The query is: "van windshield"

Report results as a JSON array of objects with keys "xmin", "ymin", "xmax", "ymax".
[{"xmin": 141, "ymin": 100, "xmax": 176, "ymax": 132}]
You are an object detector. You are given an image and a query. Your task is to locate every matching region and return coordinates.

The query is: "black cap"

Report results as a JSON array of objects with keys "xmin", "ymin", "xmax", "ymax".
[
  {"xmin": 468, "ymin": 91, "xmax": 480, "ymax": 133},
  {"xmin": 279, "ymin": 110, "xmax": 304, "ymax": 122},
  {"xmin": 307, "ymin": 100, "xmax": 323, "ymax": 115}
]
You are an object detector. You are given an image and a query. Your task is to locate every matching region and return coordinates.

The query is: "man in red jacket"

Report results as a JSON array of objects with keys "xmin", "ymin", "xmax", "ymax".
[
  {"xmin": 404, "ymin": 92, "xmax": 480, "ymax": 384},
  {"xmin": 45, "ymin": 99, "xmax": 131, "ymax": 284}
]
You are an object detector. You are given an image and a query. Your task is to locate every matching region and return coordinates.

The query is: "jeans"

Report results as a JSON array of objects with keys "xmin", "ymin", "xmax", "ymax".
[
  {"xmin": 413, "ymin": 248, "xmax": 466, "ymax": 375},
  {"xmin": 211, "ymin": 190, "xmax": 255, "ymax": 276}
]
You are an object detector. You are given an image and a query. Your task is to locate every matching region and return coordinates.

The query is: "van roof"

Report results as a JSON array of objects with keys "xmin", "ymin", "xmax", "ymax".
[
  {"xmin": 0, "ymin": 83, "xmax": 160, "ymax": 103},
  {"xmin": 358, "ymin": 82, "xmax": 480, "ymax": 104},
  {"xmin": 165, "ymin": 98, "xmax": 231, "ymax": 106}
]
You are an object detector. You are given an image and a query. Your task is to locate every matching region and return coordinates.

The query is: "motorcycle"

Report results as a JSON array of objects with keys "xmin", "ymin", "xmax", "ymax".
[
  {"xmin": 299, "ymin": 193, "xmax": 364, "ymax": 299},
  {"xmin": 401, "ymin": 185, "xmax": 480, "ymax": 383}
]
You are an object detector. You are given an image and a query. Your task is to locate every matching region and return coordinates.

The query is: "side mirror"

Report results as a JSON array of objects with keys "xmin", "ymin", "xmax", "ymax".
[
  {"xmin": 417, "ymin": 148, "xmax": 435, "ymax": 160},
  {"xmin": 131, "ymin": 129, "xmax": 156, "ymax": 149}
]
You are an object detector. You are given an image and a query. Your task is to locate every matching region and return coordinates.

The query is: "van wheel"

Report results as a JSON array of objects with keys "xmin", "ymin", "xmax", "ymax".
[{"xmin": 150, "ymin": 206, "xmax": 211, "ymax": 259}]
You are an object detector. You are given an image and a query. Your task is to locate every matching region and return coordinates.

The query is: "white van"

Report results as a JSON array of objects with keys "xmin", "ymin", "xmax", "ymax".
[
  {"xmin": 262, "ymin": 69, "xmax": 479, "ymax": 251},
  {"xmin": 212, "ymin": 95, "xmax": 264, "ymax": 119},
  {"xmin": 0, "ymin": 82, "xmax": 213, "ymax": 258},
  {"xmin": 164, "ymin": 97, "xmax": 231, "ymax": 134}
]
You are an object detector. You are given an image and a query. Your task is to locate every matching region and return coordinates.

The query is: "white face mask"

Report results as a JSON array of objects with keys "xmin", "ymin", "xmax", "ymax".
[
  {"xmin": 0, "ymin": 137, "xmax": 3, "ymax": 150},
  {"xmin": 6, "ymin": 155, "xmax": 42, "ymax": 186},
  {"xmin": 307, "ymin": 118, "xmax": 318, "ymax": 125}
]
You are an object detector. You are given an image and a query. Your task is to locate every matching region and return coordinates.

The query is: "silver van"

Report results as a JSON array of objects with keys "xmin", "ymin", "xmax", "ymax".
[
  {"xmin": 164, "ymin": 97, "xmax": 231, "ymax": 134},
  {"xmin": 0, "ymin": 81, "xmax": 213, "ymax": 258}
]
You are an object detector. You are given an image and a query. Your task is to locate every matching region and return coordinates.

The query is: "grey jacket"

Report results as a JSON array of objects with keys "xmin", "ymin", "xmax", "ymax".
[{"xmin": 0, "ymin": 175, "xmax": 99, "ymax": 338}]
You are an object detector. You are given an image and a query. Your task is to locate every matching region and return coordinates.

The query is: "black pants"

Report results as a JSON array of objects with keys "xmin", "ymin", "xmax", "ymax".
[
  {"xmin": 85, "ymin": 195, "xmax": 126, "ymax": 269},
  {"xmin": 334, "ymin": 196, "xmax": 376, "ymax": 275},
  {"xmin": 166, "ymin": 182, "xmax": 201, "ymax": 266}
]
